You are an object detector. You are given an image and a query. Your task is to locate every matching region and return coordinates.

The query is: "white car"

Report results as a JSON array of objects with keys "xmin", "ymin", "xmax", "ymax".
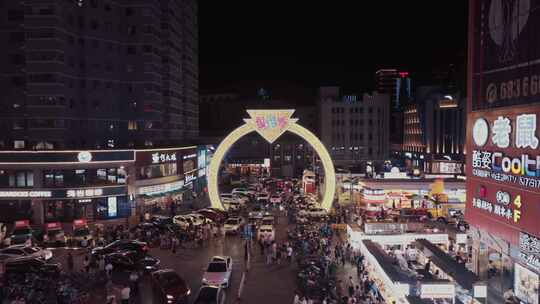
[
  {"xmin": 202, "ymin": 256, "xmax": 233, "ymax": 288},
  {"xmin": 256, "ymin": 193, "xmax": 270, "ymax": 202},
  {"xmin": 0, "ymin": 245, "xmax": 53, "ymax": 261},
  {"xmin": 224, "ymin": 201, "xmax": 241, "ymax": 212},
  {"xmin": 257, "ymin": 225, "xmax": 275, "ymax": 241},
  {"xmin": 269, "ymin": 195, "xmax": 282, "ymax": 204},
  {"xmin": 223, "ymin": 217, "xmax": 244, "ymax": 234},
  {"xmin": 220, "ymin": 193, "xmax": 235, "ymax": 204},
  {"xmin": 247, "ymin": 187, "xmax": 257, "ymax": 196},
  {"xmin": 232, "ymin": 188, "xmax": 249, "ymax": 196},
  {"xmin": 173, "ymin": 215, "xmax": 194, "ymax": 229},
  {"xmin": 189, "ymin": 214, "xmax": 213, "ymax": 226},
  {"xmin": 233, "ymin": 194, "xmax": 249, "ymax": 206},
  {"xmin": 248, "ymin": 206, "xmax": 264, "ymax": 219}
]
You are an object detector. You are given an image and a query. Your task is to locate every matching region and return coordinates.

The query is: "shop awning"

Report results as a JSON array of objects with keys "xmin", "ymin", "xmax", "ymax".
[
  {"xmin": 406, "ymin": 296, "xmax": 465, "ymax": 304},
  {"xmin": 415, "ymin": 239, "xmax": 478, "ymax": 290},
  {"xmin": 363, "ymin": 240, "xmax": 417, "ymax": 285}
]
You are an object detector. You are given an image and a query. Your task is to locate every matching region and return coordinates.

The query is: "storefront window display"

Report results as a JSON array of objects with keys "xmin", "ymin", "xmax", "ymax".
[
  {"xmin": 137, "ymin": 163, "xmax": 177, "ymax": 179},
  {"xmin": 44, "ymin": 195, "xmax": 129, "ymax": 222},
  {"xmin": 43, "ymin": 168, "xmax": 126, "ymax": 187},
  {"xmin": 0, "ymin": 170, "xmax": 34, "ymax": 187}
]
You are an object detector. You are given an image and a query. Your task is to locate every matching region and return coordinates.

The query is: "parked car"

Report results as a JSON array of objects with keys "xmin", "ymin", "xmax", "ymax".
[
  {"xmin": 197, "ymin": 209, "xmax": 226, "ymax": 223},
  {"xmin": 299, "ymin": 207, "xmax": 328, "ymax": 219},
  {"xmin": 257, "ymin": 225, "xmax": 275, "ymax": 241},
  {"xmin": 193, "ymin": 285, "xmax": 226, "ymax": 304},
  {"xmin": 7, "ymin": 221, "xmax": 35, "ymax": 246},
  {"xmin": 92, "ymin": 240, "xmax": 149, "ymax": 257},
  {"xmin": 233, "ymin": 194, "xmax": 250, "ymax": 206},
  {"xmin": 0, "ymin": 245, "xmax": 53, "ymax": 260},
  {"xmin": 151, "ymin": 269, "xmax": 191, "ymax": 304},
  {"xmin": 189, "ymin": 214, "xmax": 213, "ymax": 226},
  {"xmin": 231, "ymin": 188, "xmax": 249, "ymax": 196},
  {"xmin": 220, "ymin": 193, "xmax": 235, "ymax": 205},
  {"xmin": 70, "ymin": 219, "xmax": 93, "ymax": 247},
  {"xmin": 256, "ymin": 193, "xmax": 270, "ymax": 203},
  {"xmin": 4, "ymin": 256, "xmax": 61, "ymax": 277},
  {"xmin": 269, "ymin": 195, "xmax": 282, "ymax": 204},
  {"xmin": 105, "ymin": 250, "xmax": 160, "ymax": 272},
  {"xmin": 202, "ymin": 256, "xmax": 233, "ymax": 288},
  {"xmin": 248, "ymin": 206, "xmax": 264, "ymax": 219},
  {"xmin": 223, "ymin": 218, "xmax": 244, "ymax": 235},
  {"xmin": 173, "ymin": 215, "xmax": 193, "ymax": 229},
  {"xmin": 0, "ymin": 223, "xmax": 7, "ymax": 245},
  {"xmin": 43, "ymin": 222, "xmax": 67, "ymax": 247},
  {"xmin": 224, "ymin": 201, "xmax": 241, "ymax": 212}
]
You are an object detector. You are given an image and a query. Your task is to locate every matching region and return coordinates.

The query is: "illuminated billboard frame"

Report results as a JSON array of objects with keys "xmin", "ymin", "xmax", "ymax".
[{"xmin": 207, "ymin": 109, "xmax": 336, "ymax": 211}]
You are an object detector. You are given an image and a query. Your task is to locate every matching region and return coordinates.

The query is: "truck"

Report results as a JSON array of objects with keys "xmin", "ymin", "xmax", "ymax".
[{"xmin": 426, "ymin": 196, "xmax": 465, "ymax": 224}]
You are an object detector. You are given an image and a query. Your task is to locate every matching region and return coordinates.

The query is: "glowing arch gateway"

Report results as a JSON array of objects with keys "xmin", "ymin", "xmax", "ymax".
[{"xmin": 207, "ymin": 109, "xmax": 336, "ymax": 211}]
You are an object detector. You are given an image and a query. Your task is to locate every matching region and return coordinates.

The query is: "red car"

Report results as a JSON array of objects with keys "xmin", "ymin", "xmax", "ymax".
[{"xmin": 151, "ymin": 269, "xmax": 191, "ymax": 304}]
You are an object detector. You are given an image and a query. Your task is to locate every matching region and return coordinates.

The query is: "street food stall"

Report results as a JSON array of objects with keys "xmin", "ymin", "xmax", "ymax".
[{"xmin": 359, "ymin": 187, "xmax": 386, "ymax": 217}]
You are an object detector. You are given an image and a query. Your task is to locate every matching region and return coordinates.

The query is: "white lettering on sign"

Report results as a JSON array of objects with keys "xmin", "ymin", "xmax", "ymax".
[
  {"xmin": 184, "ymin": 173, "xmax": 196, "ymax": 184},
  {"xmin": 183, "ymin": 153, "xmax": 196, "ymax": 160},
  {"xmin": 472, "ymin": 197, "xmax": 515, "ymax": 222},
  {"xmin": 151, "ymin": 152, "xmax": 177, "ymax": 164},
  {"xmin": 516, "ymin": 114, "xmax": 539, "ymax": 149},
  {"xmin": 492, "ymin": 116, "xmax": 512, "ymax": 148},
  {"xmin": 0, "ymin": 191, "xmax": 52, "ymax": 198},
  {"xmin": 66, "ymin": 188, "xmax": 104, "ymax": 198}
]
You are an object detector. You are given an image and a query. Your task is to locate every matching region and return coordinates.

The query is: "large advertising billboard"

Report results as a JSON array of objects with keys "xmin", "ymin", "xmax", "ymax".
[
  {"xmin": 466, "ymin": 106, "xmax": 540, "ymax": 244},
  {"xmin": 471, "ymin": 0, "xmax": 540, "ymax": 110}
]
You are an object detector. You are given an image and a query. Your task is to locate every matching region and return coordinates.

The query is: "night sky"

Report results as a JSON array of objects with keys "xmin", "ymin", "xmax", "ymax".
[{"xmin": 199, "ymin": 1, "xmax": 469, "ymax": 94}]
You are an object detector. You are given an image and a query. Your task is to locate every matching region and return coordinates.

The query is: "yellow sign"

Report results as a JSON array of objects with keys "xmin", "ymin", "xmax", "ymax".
[{"xmin": 207, "ymin": 109, "xmax": 336, "ymax": 211}]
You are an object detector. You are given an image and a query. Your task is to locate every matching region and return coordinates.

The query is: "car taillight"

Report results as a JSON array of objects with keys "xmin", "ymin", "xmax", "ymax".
[{"xmin": 143, "ymin": 246, "xmax": 149, "ymax": 251}]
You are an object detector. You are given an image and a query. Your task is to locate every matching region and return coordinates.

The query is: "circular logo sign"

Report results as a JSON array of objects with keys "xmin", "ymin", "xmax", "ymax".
[
  {"xmin": 77, "ymin": 151, "xmax": 92, "ymax": 163},
  {"xmin": 472, "ymin": 118, "xmax": 489, "ymax": 147}
]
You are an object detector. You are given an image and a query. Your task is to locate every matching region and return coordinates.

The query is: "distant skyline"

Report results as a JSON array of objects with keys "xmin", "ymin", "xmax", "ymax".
[{"xmin": 199, "ymin": 1, "xmax": 468, "ymax": 93}]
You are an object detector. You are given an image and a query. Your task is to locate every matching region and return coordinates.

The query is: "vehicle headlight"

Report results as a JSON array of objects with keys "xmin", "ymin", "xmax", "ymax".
[
  {"xmin": 166, "ymin": 294, "xmax": 174, "ymax": 300},
  {"xmin": 202, "ymin": 278, "xmax": 208, "ymax": 283},
  {"xmin": 186, "ymin": 289, "xmax": 191, "ymax": 295}
]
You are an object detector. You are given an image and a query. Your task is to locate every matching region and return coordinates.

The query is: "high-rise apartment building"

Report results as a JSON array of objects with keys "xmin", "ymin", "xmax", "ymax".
[{"xmin": 0, "ymin": 0, "xmax": 198, "ymax": 150}]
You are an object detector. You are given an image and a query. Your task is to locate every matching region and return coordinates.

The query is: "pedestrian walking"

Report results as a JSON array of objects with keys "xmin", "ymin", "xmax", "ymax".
[
  {"xmin": 129, "ymin": 271, "xmax": 139, "ymax": 296},
  {"xmin": 67, "ymin": 252, "xmax": 74, "ymax": 272},
  {"xmin": 287, "ymin": 245, "xmax": 293, "ymax": 263},
  {"xmin": 293, "ymin": 291, "xmax": 301, "ymax": 304},
  {"xmin": 106, "ymin": 261, "xmax": 114, "ymax": 279},
  {"xmin": 120, "ymin": 285, "xmax": 130, "ymax": 304},
  {"xmin": 83, "ymin": 255, "xmax": 90, "ymax": 273},
  {"xmin": 348, "ymin": 276, "xmax": 355, "ymax": 297}
]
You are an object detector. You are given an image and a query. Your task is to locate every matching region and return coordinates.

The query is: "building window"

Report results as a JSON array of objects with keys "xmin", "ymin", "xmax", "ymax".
[
  {"xmin": 13, "ymin": 140, "xmax": 25, "ymax": 149},
  {"xmin": 0, "ymin": 171, "xmax": 33, "ymax": 187},
  {"xmin": 128, "ymin": 120, "xmax": 138, "ymax": 130}
]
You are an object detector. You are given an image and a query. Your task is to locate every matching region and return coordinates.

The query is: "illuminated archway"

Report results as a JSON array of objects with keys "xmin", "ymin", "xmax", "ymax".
[{"xmin": 207, "ymin": 110, "xmax": 336, "ymax": 211}]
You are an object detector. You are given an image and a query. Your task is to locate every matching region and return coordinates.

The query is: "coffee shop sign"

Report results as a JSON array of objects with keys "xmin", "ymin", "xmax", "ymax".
[{"xmin": 152, "ymin": 152, "xmax": 177, "ymax": 164}]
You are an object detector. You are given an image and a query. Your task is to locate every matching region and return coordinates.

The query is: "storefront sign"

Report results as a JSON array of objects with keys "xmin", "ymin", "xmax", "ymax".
[
  {"xmin": 0, "ymin": 190, "xmax": 52, "ymax": 198},
  {"xmin": 519, "ymin": 232, "xmax": 540, "ymax": 273},
  {"xmin": 15, "ymin": 220, "xmax": 30, "ymax": 228},
  {"xmin": 66, "ymin": 188, "xmax": 104, "ymax": 198},
  {"xmin": 46, "ymin": 222, "xmax": 61, "ymax": 229},
  {"xmin": 138, "ymin": 180, "xmax": 184, "ymax": 196},
  {"xmin": 73, "ymin": 219, "xmax": 87, "ymax": 227},
  {"xmin": 515, "ymin": 263, "xmax": 539, "ymax": 304},
  {"xmin": 197, "ymin": 147, "xmax": 206, "ymax": 169},
  {"xmin": 466, "ymin": 107, "xmax": 540, "ymax": 243},
  {"xmin": 185, "ymin": 173, "xmax": 196, "ymax": 185},
  {"xmin": 77, "ymin": 151, "xmax": 92, "ymax": 163},
  {"xmin": 107, "ymin": 197, "xmax": 117, "ymax": 217},
  {"xmin": 420, "ymin": 283, "xmax": 455, "ymax": 299},
  {"xmin": 151, "ymin": 152, "xmax": 176, "ymax": 164},
  {"xmin": 0, "ymin": 150, "xmax": 134, "ymax": 163}
]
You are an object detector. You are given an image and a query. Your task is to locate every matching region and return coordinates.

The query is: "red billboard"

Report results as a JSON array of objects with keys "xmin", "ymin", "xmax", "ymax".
[{"xmin": 466, "ymin": 106, "xmax": 540, "ymax": 244}]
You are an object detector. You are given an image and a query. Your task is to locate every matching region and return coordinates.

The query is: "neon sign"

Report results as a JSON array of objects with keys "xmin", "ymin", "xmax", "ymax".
[{"xmin": 152, "ymin": 152, "xmax": 177, "ymax": 164}]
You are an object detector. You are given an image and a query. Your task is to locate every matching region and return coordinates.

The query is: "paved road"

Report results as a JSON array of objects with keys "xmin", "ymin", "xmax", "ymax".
[{"xmin": 48, "ymin": 209, "xmax": 297, "ymax": 304}]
